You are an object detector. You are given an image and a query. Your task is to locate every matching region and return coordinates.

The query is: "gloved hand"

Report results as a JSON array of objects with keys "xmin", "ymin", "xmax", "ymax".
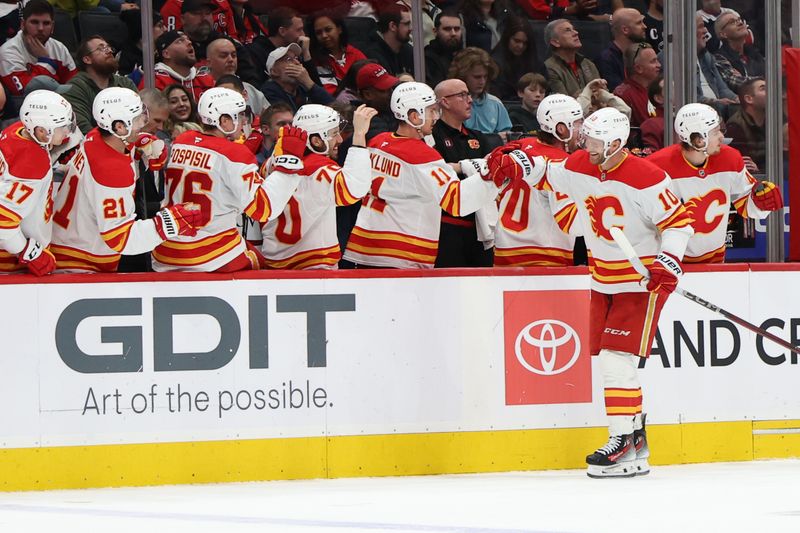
[
  {"xmin": 18, "ymin": 238, "xmax": 56, "ymax": 276},
  {"xmin": 644, "ymin": 252, "xmax": 682, "ymax": 296},
  {"xmin": 271, "ymin": 126, "xmax": 307, "ymax": 174},
  {"xmin": 485, "ymin": 145, "xmax": 532, "ymax": 188},
  {"xmin": 154, "ymin": 203, "xmax": 202, "ymax": 240},
  {"xmin": 752, "ymin": 181, "xmax": 783, "ymax": 211},
  {"xmin": 133, "ymin": 133, "xmax": 168, "ymax": 171}
]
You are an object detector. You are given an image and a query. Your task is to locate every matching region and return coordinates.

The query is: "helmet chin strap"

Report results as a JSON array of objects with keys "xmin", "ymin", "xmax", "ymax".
[{"xmin": 600, "ymin": 141, "xmax": 624, "ymax": 167}]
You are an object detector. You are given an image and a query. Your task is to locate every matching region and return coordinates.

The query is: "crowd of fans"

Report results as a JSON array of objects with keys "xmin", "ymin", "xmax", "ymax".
[{"xmin": 0, "ymin": 0, "xmax": 779, "ymax": 273}]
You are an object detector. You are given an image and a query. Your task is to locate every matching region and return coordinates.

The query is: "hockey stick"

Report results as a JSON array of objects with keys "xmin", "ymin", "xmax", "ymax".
[{"xmin": 609, "ymin": 226, "xmax": 800, "ymax": 356}]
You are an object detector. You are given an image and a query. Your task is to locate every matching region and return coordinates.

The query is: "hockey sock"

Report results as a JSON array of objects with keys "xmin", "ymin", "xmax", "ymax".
[{"xmin": 599, "ymin": 349, "xmax": 642, "ymax": 435}]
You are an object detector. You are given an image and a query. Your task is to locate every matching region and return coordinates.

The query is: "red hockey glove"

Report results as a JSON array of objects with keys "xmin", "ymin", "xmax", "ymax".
[
  {"xmin": 133, "ymin": 133, "xmax": 168, "ymax": 171},
  {"xmin": 485, "ymin": 146, "xmax": 533, "ymax": 188},
  {"xmin": 154, "ymin": 203, "xmax": 202, "ymax": 240},
  {"xmin": 271, "ymin": 126, "xmax": 307, "ymax": 174},
  {"xmin": 18, "ymin": 238, "xmax": 56, "ymax": 276},
  {"xmin": 644, "ymin": 252, "xmax": 683, "ymax": 296},
  {"xmin": 752, "ymin": 181, "xmax": 783, "ymax": 211}
]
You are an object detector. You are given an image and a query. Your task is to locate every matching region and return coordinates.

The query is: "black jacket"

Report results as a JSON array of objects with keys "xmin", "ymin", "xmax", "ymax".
[{"xmin": 359, "ymin": 32, "xmax": 413, "ymax": 76}]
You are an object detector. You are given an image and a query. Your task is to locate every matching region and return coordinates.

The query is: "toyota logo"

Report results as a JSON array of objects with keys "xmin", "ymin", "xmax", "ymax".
[{"xmin": 514, "ymin": 319, "xmax": 581, "ymax": 376}]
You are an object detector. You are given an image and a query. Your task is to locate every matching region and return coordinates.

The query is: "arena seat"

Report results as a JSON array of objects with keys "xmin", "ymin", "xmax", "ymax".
[
  {"xmin": 53, "ymin": 9, "xmax": 78, "ymax": 52},
  {"xmin": 77, "ymin": 12, "xmax": 129, "ymax": 51}
]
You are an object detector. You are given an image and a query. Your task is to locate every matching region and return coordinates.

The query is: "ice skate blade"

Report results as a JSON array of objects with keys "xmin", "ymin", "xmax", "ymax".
[
  {"xmin": 635, "ymin": 458, "xmax": 650, "ymax": 476},
  {"xmin": 586, "ymin": 461, "xmax": 637, "ymax": 479}
]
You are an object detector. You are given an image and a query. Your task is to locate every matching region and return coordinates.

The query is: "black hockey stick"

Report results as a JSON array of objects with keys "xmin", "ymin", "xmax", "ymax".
[{"xmin": 609, "ymin": 226, "xmax": 800, "ymax": 356}]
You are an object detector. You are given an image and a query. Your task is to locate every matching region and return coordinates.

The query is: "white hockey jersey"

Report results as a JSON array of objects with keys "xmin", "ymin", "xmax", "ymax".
[
  {"xmin": 259, "ymin": 147, "xmax": 370, "ymax": 269},
  {"xmin": 50, "ymin": 129, "xmax": 164, "ymax": 272},
  {"xmin": 647, "ymin": 144, "xmax": 768, "ymax": 263},
  {"xmin": 152, "ymin": 130, "xmax": 300, "ymax": 272},
  {"xmin": 0, "ymin": 31, "xmax": 77, "ymax": 96},
  {"xmin": 494, "ymin": 139, "xmax": 578, "ymax": 267},
  {"xmin": 530, "ymin": 150, "xmax": 694, "ymax": 294},
  {"xmin": 343, "ymin": 132, "xmax": 498, "ymax": 268},
  {"xmin": 0, "ymin": 122, "xmax": 54, "ymax": 272}
]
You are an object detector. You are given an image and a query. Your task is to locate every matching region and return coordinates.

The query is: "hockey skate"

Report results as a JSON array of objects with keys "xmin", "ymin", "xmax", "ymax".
[
  {"xmin": 634, "ymin": 414, "xmax": 650, "ymax": 476},
  {"xmin": 586, "ymin": 433, "xmax": 636, "ymax": 478}
]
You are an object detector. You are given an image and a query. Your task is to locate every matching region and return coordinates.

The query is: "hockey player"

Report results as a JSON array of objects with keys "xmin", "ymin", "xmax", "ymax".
[
  {"xmin": 50, "ymin": 87, "xmax": 202, "ymax": 272},
  {"xmin": 343, "ymin": 82, "xmax": 504, "ymax": 268},
  {"xmin": 257, "ymin": 103, "xmax": 376, "ymax": 269},
  {"xmin": 647, "ymin": 103, "xmax": 782, "ymax": 263},
  {"xmin": 494, "ymin": 94, "xmax": 583, "ymax": 267},
  {"xmin": 0, "ymin": 90, "xmax": 76, "ymax": 276},
  {"xmin": 152, "ymin": 87, "xmax": 307, "ymax": 272},
  {"xmin": 488, "ymin": 107, "xmax": 694, "ymax": 478}
]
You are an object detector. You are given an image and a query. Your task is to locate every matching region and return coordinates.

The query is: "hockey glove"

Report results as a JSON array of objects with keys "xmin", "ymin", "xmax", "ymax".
[
  {"xmin": 154, "ymin": 203, "xmax": 202, "ymax": 240},
  {"xmin": 271, "ymin": 126, "xmax": 307, "ymax": 174},
  {"xmin": 752, "ymin": 181, "xmax": 783, "ymax": 211},
  {"xmin": 18, "ymin": 238, "xmax": 56, "ymax": 276},
  {"xmin": 133, "ymin": 133, "xmax": 168, "ymax": 171},
  {"xmin": 644, "ymin": 252, "xmax": 682, "ymax": 296},
  {"xmin": 486, "ymin": 146, "xmax": 533, "ymax": 188}
]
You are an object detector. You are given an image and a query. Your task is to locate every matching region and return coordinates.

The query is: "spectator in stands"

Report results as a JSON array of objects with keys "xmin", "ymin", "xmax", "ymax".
[
  {"xmin": 461, "ymin": 0, "xmax": 507, "ymax": 51},
  {"xmin": 160, "ymin": 0, "xmax": 234, "ymax": 35},
  {"xmin": 261, "ymin": 43, "xmax": 335, "ymax": 113},
  {"xmin": 256, "ymin": 102, "xmax": 294, "ymax": 163},
  {"xmin": 308, "ymin": 12, "xmax": 367, "ymax": 96},
  {"xmin": 508, "ymin": 72, "xmax": 547, "ymax": 134},
  {"xmin": 449, "ymin": 47, "xmax": 511, "ymax": 137},
  {"xmin": 147, "ymin": 30, "xmax": 215, "ymax": 101},
  {"xmin": 576, "ymin": 77, "xmax": 630, "ymax": 118},
  {"xmin": 356, "ymin": 62, "xmax": 400, "ymax": 138},
  {"xmin": 140, "ymin": 88, "xmax": 170, "ymax": 140},
  {"xmin": 697, "ymin": 0, "xmax": 753, "ymax": 54},
  {"xmin": 695, "ymin": 13, "xmax": 738, "ymax": 119},
  {"xmin": 597, "ymin": 7, "xmax": 646, "ymax": 92},
  {"xmin": 490, "ymin": 16, "xmax": 540, "ymax": 101},
  {"xmin": 543, "ymin": 18, "xmax": 600, "ymax": 98},
  {"xmin": 181, "ymin": 0, "xmax": 220, "ymax": 61},
  {"xmin": 644, "ymin": 0, "xmax": 663, "ymax": 52},
  {"xmin": 639, "ymin": 76, "xmax": 664, "ymax": 152},
  {"xmin": 335, "ymin": 58, "xmax": 371, "ymax": 104},
  {"xmin": 118, "ymin": 10, "xmax": 166, "ymax": 83},
  {"xmin": 228, "ymin": 0, "xmax": 267, "ymax": 45},
  {"xmin": 613, "ymin": 42, "xmax": 661, "ymax": 127},
  {"xmin": 164, "ymin": 83, "xmax": 202, "ymax": 138},
  {"xmin": 64, "ymin": 36, "xmax": 139, "ymax": 135},
  {"xmin": 425, "ymin": 10, "xmax": 464, "ymax": 89},
  {"xmin": 726, "ymin": 77, "xmax": 766, "ymax": 171},
  {"xmin": 517, "ymin": 0, "xmax": 610, "ymax": 20},
  {"xmin": 0, "ymin": 0, "xmax": 76, "ymax": 97},
  {"xmin": 207, "ymin": 37, "xmax": 269, "ymax": 115},
  {"xmin": 432, "ymin": 77, "xmax": 493, "ymax": 267},
  {"xmin": 360, "ymin": 4, "xmax": 414, "ymax": 76},
  {"xmin": 247, "ymin": 8, "xmax": 312, "ymax": 88},
  {"xmin": 713, "ymin": 11, "xmax": 765, "ymax": 93}
]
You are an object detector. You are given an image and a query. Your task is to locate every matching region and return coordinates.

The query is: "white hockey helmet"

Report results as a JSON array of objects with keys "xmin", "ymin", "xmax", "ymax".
[
  {"xmin": 674, "ymin": 102, "xmax": 720, "ymax": 148},
  {"xmin": 537, "ymin": 94, "xmax": 583, "ymax": 143},
  {"xmin": 19, "ymin": 90, "xmax": 75, "ymax": 148},
  {"xmin": 92, "ymin": 87, "xmax": 146, "ymax": 140},
  {"xmin": 581, "ymin": 107, "xmax": 630, "ymax": 162},
  {"xmin": 197, "ymin": 87, "xmax": 248, "ymax": 136},
  {"xmin": 293, "ymin": 104, "xmax": 343, "ymax": 154},
  {"xmin": 390, "ymin": 81, "xmax": 437, "ymax": 129}
]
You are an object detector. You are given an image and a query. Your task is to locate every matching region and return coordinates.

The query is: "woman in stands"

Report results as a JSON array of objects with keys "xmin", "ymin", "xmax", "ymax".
[
  {"xmin": 490, "ymin": 16, "xmax": 542, "ymax": 101},
  {"xmin": 164, "ymin": 84, "xmax": 201, "ymax": 139},
  {"xmin": 308, "ymin": 12, "xmax": 366, "ymax": 96}
]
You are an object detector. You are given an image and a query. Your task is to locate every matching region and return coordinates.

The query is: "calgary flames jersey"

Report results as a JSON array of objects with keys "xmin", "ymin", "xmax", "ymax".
[
  {"xmin": 259, "ymin": 147, "xmax": 370, "ymax": 269},
  {"xmin": 647, "ymin": 144, "xmax": 768, "ymax": 263},
  {"xmin": 50, "ymin": 129, "xmax": 162, "ymax": 272},
  {"xmin": 0, "ymin": 123, "xmax": 54, "ymax": 272},
  {"xmin": 495, "ymin": 138, "xmax": 578, "ymax": 267},
  {"xmin": 533, "ymin": 150, "xmax": 694, "ymax": 294},
  {"xmin": 343, "ymin": 132, "xmax": 498, "ymax": 268},
  {"xmin": 152, "ymin": 131, "xmax": 300, "ymax": 272}
]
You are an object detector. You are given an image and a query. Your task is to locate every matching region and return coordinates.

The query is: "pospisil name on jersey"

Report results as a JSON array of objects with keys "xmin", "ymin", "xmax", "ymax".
[{"xmin": 55, "ymin": 294, "xmax": 356, "ymax": 373}]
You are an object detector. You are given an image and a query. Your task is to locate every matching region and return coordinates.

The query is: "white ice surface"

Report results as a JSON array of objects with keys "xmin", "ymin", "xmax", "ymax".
[{"xmin": 0, "ymin": 460, "xmax": 798, "ymax": 533}]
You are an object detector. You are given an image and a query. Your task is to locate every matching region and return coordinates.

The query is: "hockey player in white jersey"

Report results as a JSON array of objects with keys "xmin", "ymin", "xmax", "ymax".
[
  {"xmin": 50, "ymin": 87, "xmax": 201, "ymax": 272},
  {"xmin": 647, "ymin": 103, "xmax": 782, "ymax": 263},
  {"xmin": 152, "ymin": 87, "xmax": 308, "ymax": 272},
  {"xmin": 494, "ymin": 94, "xmax": 583, "ymax": 267},
  {"xmin": 488, "ymin": 107, "xmax": 694, "ymax": 478},
  {"xmin": 256, "ymin": 103, "xmax": 377, "ymax": 269},
  {"xmin": 0, "ymin": 90, "xmax": 76, "ymax": 276},
  {"xmin": 343, "ymin": 82, "xmax": 504, "ymax": 268}
]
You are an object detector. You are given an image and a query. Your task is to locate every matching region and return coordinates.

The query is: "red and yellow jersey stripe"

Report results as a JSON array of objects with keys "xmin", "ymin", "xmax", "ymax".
[
  {"xmin": 347, "ymin": 226, "xmax": 439, "ymax": 266},
  {"xmin": 494, "ymin": 245, "xmax": 572, "ymax": 267},
  {"xmin": 684, "ymin": 244, "xmax": 726, "ymax": 264},
  {"xmin": 152, "ymin": 228, "xmax": 242, "ymax": 267},
  {"xmin": 656, "ymin": 203, "xmax": 692, "ymax": 232},
  {"xmin": 0, "ymin": 250, "xmax": 22, "ymax": 272},
  {"xmin": 553, "ymin": 203, "xmax": 578, "ymax": 234},
  {"xmin": 262, "ymin": 244, "xmax": 341, "ymax": 270},
  {"xmin": 604, "ymin": 387, "xmax": 643, "ymax": 417},
  {"xmin": 590, "ymin": 255, "xmax": 655, "ymax": 285},
  {"xmin": 439, "ymin": 181, "xmax": 462, "ymax": 217},
  {"xmin": 333, "ymin": 171, "xmax": 359, "ymax": 207},
  {"xmin": 50, "ymin": 244, "xmax": 121, "ymax": 273},
  {"xmin": 100, "ymin": 220, "xmax": 134, "ymax": 253},
  {"xmin": 244, "ymin": 187, "xmax": 273, "ymax": 223},
  {"xmin": 0, "ymin": 203, "xmax": 22, "ymax": 230}
]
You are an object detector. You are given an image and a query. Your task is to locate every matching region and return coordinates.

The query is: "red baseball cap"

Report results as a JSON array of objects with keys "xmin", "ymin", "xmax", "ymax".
[{"xmin": 356, "ymin": 63, "xmax": 400, "ymax": 91}]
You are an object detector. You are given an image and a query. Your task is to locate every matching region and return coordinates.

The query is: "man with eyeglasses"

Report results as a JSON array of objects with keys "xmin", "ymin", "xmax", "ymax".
[
  {"xmin": 64, "ymin": 37, "xmax": 139, "ymax": 135},
  {"xmin": 712, "ymin": 11, "xmax": 764, "ymax": 93},
  {"xmin": 697, "ymin": 0, "xmax": 753, "ymax": 54},
  {"xmin": 613, "ymin": 42, "xmax": 661, "ymax": 128},
  {"xmin": 260, "ymin": 43, "xmax": 333, "ymax": 113},
  {"xmin": 360, "ymin": 5, "xmax": 414, "ymax": 77}
]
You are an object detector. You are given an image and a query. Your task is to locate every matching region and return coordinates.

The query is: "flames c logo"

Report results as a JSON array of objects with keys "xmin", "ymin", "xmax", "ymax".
[
  {"xmin": 684, "ymin": 188, "xmax": 727, "ymax": 235},
  {"xmin": 585, "ymin": 195, "xmax": 624, "ymax": 241}
]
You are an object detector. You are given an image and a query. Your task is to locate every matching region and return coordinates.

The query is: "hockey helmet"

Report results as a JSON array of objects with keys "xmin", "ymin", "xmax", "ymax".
[
  {"xmin": 92, "ymin": 87, "xmax": 147, "ymax": 140},
  {"xmin": 293, "ymin": 104, "xmax": 344, "ymax": 155},
  {"xmin": 390, "ymin": 81, "xmax": 438, "ymax": 129},
  {"xmin": 198, "ymin": 87, "xmax": 248, "ymax": 136},
  {"xmin": 674, "ymin": 103, "xmax": 720, "ymax": 148},
  {"xmin": 19, "ymin": 90, "xmax": 75, "ymax": 148},
  {"xmin": 580, "ymin": 107, "xmax": 630, "ymax": 162},
  {"xmin": 537, "ymin": 94, "xmax": 583, "ymax": 143}
]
